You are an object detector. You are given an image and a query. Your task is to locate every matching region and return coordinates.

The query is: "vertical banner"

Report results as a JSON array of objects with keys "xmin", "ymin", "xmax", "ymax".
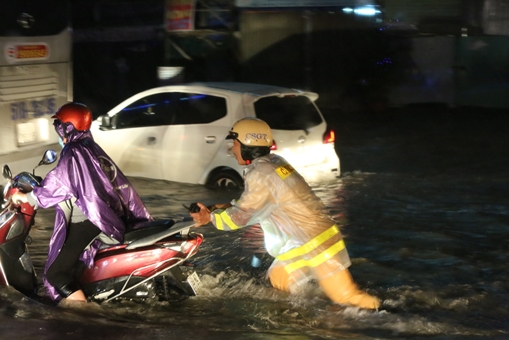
[{"xmin": 165, "ymin": 0, "xmax": 196, "ymax": 32}]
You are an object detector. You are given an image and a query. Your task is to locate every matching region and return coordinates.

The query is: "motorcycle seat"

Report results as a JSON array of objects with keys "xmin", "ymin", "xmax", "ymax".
[{"xmin": 123, "ymin": 219, "xmax": 176, "ymax": 244}]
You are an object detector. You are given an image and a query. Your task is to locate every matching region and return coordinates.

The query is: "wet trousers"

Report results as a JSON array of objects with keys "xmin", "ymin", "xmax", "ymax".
[
  {"xmin": 45, "ymin": 220, "xmax": 100, "ymax": 298},
  {"xmin": 268, "ymin": 262, "xmax": 380, "ymax": 309}
]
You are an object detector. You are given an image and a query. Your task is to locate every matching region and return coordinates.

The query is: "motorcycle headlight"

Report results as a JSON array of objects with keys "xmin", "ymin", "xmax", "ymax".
[
  {"xmin": 0, "ymin": 210, "xmax": 15, "ymax": 228},
  {"xmin": 6, "ymin": 215, "xmax": 24, "ymax": 240},
  {"xmin": 1, "ymin": 183, "xmax": 11, "ymax": 209}
]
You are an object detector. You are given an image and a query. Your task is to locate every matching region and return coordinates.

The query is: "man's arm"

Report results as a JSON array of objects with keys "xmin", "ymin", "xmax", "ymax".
[{"xmin": 191, "ymin": 170, "xmax": 274, "ymax": 230}]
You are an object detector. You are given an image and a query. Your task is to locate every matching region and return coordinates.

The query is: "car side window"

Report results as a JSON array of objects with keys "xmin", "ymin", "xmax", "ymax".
[
  {"xmin": 113, "ymin": 93, "xmax": 175, "ymax": 129},
  {"xmin": 113, "ymin": 92, "xmax": 227, "ymax": 128},
  {"xmin": 171, "ymin": 92, "xmax": 227, "ymax": 125}
]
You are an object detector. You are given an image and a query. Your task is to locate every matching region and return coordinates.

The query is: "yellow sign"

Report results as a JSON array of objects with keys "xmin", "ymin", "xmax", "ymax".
[
  {"xmin": 5, "ymin": 43, "xmax": 50, "ymax": 63},
  {"xmin": 275, "ymin": 163, "xmax": 295, "ymax": 180}
]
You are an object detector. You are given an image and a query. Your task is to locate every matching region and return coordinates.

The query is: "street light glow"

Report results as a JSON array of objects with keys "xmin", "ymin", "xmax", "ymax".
[{"xmin": 354, "ymin": 6, "xmax": 381, "ymax": 16}]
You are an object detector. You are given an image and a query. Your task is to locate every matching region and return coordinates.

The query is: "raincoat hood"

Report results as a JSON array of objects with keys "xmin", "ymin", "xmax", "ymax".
[{"xmin": 53, "ymin": 119, "xmax": 88, "ymax": 143}]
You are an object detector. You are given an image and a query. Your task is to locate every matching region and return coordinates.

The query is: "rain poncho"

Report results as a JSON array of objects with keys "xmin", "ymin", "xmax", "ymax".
[
  {"xmin": 31, "ymin": 129, "xmax": 152, "ymax": 300},
  {"xmin": 210, "ymin": 153, "xmax": 351, "ymax": 283}
]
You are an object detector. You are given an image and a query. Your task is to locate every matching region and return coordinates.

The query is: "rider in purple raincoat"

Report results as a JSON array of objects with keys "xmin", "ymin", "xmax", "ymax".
[{"xmin": 13, "ymin": 102, "xmax": 152, "ymax": 303}]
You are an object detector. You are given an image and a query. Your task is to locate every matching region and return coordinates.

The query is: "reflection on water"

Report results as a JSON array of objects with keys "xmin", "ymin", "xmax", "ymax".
[{"xmin": 2, "ymin": 170, "xmax": 507, "ymax": 340}]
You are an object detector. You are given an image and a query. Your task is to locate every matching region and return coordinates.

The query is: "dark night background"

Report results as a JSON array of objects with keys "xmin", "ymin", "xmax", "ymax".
[
  {"xmin": 4, "ymin": 0, "xmax": 508, "ymax": 118},
  {"xmin": 60, "ymin": 0, "xmax": 508, "ymax": 118},
  {"xmin": 71, "ymin": 1, "xmax": 406, "ymax": 116}
]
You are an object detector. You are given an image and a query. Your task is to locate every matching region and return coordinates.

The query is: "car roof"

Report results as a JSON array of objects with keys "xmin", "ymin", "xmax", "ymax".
[
  {"xmin": 106, "ymin": 82, "xmax": 319, "ymax": 116},
  {"xmin": 187, "ymin": 82, "xmax": 319, "ymax": 100}
]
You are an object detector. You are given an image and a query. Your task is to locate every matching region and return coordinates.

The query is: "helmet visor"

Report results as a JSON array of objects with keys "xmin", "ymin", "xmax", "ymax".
[
  {"xmin": 53, "ymin": 119, "xmax": 74, "ymax": 139},
  {"xmin": 53, "ymin": 119, "xmax": 64, "ymax": 139}
]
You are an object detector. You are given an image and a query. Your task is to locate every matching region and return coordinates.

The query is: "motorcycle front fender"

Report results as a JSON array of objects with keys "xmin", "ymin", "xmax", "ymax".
[{"xmin": 0, "ymin": 245, "xmax": 38, "ymax": 296}]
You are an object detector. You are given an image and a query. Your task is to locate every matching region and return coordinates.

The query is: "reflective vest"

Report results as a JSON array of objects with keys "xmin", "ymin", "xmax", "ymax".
[{"xmin": 211, "ymin": 154, "xmax": 351, "ymax": 279}]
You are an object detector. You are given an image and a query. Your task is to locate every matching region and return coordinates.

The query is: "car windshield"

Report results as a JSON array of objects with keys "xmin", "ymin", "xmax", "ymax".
[{"xmin": 254, "ymin": 95, "xmax": 322, "ymax": 131}]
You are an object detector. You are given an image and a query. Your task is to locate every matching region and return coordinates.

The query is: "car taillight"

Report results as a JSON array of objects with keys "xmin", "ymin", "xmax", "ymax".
[
  {"xmin": 323, "ymin": 127, "xmax": 335, "ymax": 144},
  {"xmin": 270, "ymin": 140, "xmax": 277, "ymax": 150}
]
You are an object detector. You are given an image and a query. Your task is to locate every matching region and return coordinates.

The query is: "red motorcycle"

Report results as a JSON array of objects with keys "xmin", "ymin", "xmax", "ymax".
[{"xmin": 0, "ymin": 150, "xmax": 203, "ymax": 303}]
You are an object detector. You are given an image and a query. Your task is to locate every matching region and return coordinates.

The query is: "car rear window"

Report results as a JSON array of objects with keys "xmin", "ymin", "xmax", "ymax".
[{"xmin": 254, "ymin": 95, "xmax": 323, "ymax": 130}]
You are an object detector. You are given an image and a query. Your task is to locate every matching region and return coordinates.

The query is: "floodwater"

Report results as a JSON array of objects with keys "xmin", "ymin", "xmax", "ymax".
[{"xmin": 1, "ymin": 106, "xmax": 509, "ymax": 340}]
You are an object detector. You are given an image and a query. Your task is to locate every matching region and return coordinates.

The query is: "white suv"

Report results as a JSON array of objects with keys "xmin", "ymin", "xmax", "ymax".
[{"xmin": 91, "ymin": 82, "xmax": 340, "ymax": 188}]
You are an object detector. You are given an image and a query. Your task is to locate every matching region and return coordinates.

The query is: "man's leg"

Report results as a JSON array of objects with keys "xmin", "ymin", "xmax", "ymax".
[
  {"xmin": 317, "ymin": 267, "xmax": 381, "ymax": 310},
  {"xmin": 268, "ymin": 262, "xmax": 294, "ymax": 292},
  {"xmin": 46, "ymin": 220, "xmax": 100, "ymax": 302}
]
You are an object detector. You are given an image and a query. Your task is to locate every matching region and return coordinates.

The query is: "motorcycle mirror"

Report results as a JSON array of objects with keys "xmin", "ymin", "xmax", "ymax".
[
  {"xmin": 33, "ymin": 149, "xmax": 58, "ymax": 174},
  {"xmin": 2, "ymin": 165, "xmax": 12, "ymax": 180},
  {"xmin": 41, "ymin": 149, "xmax": 58, "ymax": 165}
]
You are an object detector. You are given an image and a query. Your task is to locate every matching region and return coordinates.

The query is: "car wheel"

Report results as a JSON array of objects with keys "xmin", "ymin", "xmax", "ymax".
[{"xmin": 207, "ymin": 170, "xmax": 243, "ymax": 190}]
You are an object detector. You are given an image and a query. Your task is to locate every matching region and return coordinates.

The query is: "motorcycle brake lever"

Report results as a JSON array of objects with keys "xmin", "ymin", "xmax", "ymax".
[{"xmin": 183, "ymin": 202, "xmax": 201, "ymax": 213}]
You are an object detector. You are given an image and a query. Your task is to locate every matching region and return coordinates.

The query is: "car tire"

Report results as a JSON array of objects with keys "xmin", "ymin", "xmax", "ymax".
[{"xmin": 206, "ymin": 170, "xmax": 244, "ymax": 190}]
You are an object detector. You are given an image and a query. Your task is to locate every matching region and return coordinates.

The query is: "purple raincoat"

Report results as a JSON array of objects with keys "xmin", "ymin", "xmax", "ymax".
[{"xmin": 32, "ymin": 129, "xmax": 152, "ymax": 301}]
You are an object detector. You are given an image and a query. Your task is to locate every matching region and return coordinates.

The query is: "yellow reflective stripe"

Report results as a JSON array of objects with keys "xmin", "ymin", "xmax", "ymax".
[
  {"xmin": 276, "ymin": 224, "xmax": 340, "ymax": 262},
  {"xmin": 213, "ymin": 210, "xmax": 240, "ymax": 231},
  {"xmin": 220, "ymin": 210, "xmax": 240, "ymax": 230},
  {"xmin": 284, "ymin": 239, "xmax": 346, "ymax": 274},
  {"xmin": 214, "ymin": 213, "xmax": 224, "ymax": 230},
  {"xmin": 275, "ymin": 163, "xmax": 295, "ymax": 180}
]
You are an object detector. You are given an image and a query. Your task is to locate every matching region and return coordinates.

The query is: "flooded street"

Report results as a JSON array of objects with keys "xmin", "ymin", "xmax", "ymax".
[{"xmin": 1, "ymin": 106, "xmax": 509, "ymax": 339}]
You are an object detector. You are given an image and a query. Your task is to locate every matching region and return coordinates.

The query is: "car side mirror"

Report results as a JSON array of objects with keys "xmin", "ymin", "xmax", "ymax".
[{"xmin": 100, "ymin": 115, "xmax": 112, "ymax": 129}]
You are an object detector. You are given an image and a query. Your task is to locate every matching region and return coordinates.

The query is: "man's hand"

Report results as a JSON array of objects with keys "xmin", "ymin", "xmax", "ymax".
[
  {"xmin": 189, "ymin": 202, "xmax": 211, "ymax": 227},
  {"xmin": 11, "ymin": 191, "xmax": 28, "ymax": 204}
]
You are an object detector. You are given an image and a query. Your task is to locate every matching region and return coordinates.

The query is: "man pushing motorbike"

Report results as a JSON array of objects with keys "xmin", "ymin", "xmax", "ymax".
[
  {"xmin": 190, "ymin": 117, "xmax": 381, "ymax": 310},
  {"xmin": 12, "ymin": 102, "xmax": 152, "ymax": 304}
]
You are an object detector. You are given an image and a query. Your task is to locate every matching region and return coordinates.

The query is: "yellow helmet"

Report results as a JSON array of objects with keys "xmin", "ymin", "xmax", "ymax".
[{"xmin": 226, "ymin": 117, "xmax": 273, "ymax": 147}]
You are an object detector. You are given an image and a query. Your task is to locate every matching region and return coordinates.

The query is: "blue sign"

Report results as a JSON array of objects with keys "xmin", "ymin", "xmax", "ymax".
[{"xmin": 10, "ymin": 97, "xmax": 56, "ymax": 120}]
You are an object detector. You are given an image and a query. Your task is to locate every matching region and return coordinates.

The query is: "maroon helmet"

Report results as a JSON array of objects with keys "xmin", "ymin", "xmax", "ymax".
[{"xmin": 52, "ymin": 102, "xmax": 92, "ymax": 131}]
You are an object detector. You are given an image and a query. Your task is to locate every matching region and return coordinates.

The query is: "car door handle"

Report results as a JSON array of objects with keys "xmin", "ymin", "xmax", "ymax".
[
  {"xmin": 147, "ymin": 136, "xmax": 156, "ymax": 145},
  {"xmin": 205, "ymin": 136, "xmax": 216, "ymax": 144}
]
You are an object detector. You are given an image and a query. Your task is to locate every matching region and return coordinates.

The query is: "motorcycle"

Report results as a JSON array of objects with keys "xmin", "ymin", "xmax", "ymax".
[{"xmin": 0, "ymin": 150, "xmax": 203, "ymax": 303}]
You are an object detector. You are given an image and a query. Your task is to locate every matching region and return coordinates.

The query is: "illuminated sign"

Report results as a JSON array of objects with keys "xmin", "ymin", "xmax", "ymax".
[
  {"xmin": 165, "ymin": 0, "xmax": 196, "ymax": 31},
  {"xmin": 4, "ymin": 43, "xmax": 50, "ymax": 64}
]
